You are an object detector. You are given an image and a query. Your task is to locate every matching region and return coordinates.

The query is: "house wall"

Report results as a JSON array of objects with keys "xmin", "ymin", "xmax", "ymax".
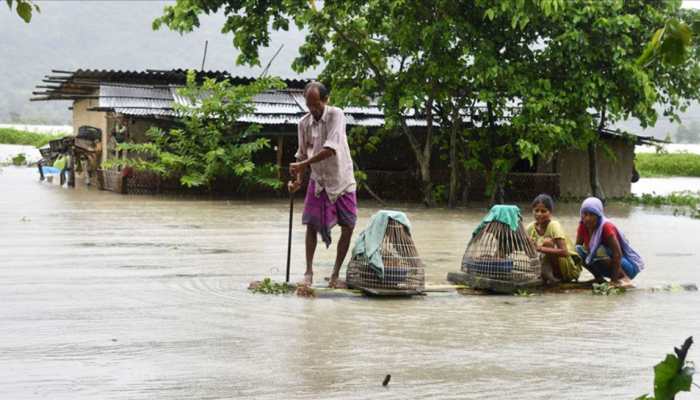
[
  {"xmin": 556, "ymin": 137, "xmax": 635, "ymax": 198},
  {"xmin": 72, "ymin": 98, "xmax": 111, "ymax": 163},
  {"xmin": 127, "ymin": 118, "xmax": 169, "ymax": 143}
]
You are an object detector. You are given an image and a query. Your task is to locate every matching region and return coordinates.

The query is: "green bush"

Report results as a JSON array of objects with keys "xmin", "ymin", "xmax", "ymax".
[
  {"xmin": 0, "ymin": 128, "xmax": 63, "ymax": 148},
  {"xmin": 636, "ymin": 153, "xmax": 700, "ymax": 177},
  {"xmin": 11, "ymin": 153, "xmax": 27, "ymax": 166},
  {"xmin": 104, "ymin": 70, "xmax": 285, "ymax": 190}
]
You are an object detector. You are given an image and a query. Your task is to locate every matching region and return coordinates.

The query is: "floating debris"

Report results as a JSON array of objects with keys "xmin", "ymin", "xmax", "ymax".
[
  {"xmin": 382, "ymin": 374, "xmax": 391, "ymax": 386},
  {"xmin": 248, "ymin": 278, "xmax": 294, "ymax": 295}
]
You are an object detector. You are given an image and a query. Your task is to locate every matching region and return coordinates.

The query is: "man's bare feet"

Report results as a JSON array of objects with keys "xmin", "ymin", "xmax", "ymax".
[
  {"xmin": 327, "ymin": 276, "xmax": 348, "ymax": 289},
  {"xmin": 297, "ymin": 272, "xmax": 313, "ymax": 287},
  {"xmin": 582, "ymin": 277, "xmax": 607, "ymax": 285}
]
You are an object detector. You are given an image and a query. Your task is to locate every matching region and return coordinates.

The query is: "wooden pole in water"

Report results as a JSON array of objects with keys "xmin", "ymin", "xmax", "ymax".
[{"xmin": 285, "ymin": 193, "xmax": 294, "ymax": 283}]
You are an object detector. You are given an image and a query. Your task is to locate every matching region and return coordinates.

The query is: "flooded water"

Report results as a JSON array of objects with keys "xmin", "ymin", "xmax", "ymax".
[
  {"xmin": 1, "ymin": 166, "xmax": 699, "ymax": 399},
  {"xmin": 632, "ymin": 177, "xmax": 700, "ymax": 195},
  {"xmin": 0, "ymin": 144, "xmax": 41, "ymax": 164}
]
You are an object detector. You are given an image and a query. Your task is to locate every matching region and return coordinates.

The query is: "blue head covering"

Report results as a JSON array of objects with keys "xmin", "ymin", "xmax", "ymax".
[{"xmin": 579, "ymin": 197, "xmax": 644, "ymax": 270}]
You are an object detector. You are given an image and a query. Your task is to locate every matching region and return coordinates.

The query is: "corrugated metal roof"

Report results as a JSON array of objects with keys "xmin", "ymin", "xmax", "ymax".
[
  {"xmin": 171, "ymin": 87, "xmax": 306, "ymax": 115},
  {"xmin": 253, "ymin": 91, "xmax": 299, "ymax": 104},
  {"xmin": 253, "ymin": 103, "xmax": 304, "ymax": 114},
  {"xmin": 99, "ymin": 85, "xmax": 174, "ymax": 109},
  {"xmin": 87, "ymin": 82, "xmax": 429, "ymax": 127},
  {"xmin": 343, "ymin": 105, "xmax": 384, "ymax": 116},
  {"xmin": 348, "ymin": 116, "xmax": 429, "ymax": 127},
  {"xmin": 31, "ymin": 68, "xmax": 310, "ymax": 101},
  {"xmin": 238, "ymin": 115, "xmax": 302, "ymax": 125},
  {"xmin": 290, "ymin": 91, "xmax": 309, "ymax": 113},
  {"xmin": 114, "ymin": 107, "xmax": 178, "ymax": 117},
  {"xmin": 100, "ymin": 84, "xmax": 172, "ymax": 99}
]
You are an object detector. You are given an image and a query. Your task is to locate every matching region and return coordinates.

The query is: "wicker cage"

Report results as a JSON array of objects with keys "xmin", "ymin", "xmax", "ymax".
[
  {"xmin": 461, "ymin": 220, "xmax": 541, "ymax": 292},
  {"xmin": 346, "ymin": 219, "xmax": 425, "ymax": 292}
]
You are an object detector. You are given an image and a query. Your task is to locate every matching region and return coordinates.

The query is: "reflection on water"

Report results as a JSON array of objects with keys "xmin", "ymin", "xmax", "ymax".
[{"xmin": 1, "ymin": 166, "xmax": 699, "ymax": 399}]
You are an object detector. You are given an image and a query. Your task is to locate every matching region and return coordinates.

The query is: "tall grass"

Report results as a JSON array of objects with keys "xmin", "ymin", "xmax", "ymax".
[
  {"xmin": 635, "ymin": 153, "xmax": 700, "ymax": 177},
  {"xmin": 0, "ymin": 128, "xmax": 63, "ymax": 147}
]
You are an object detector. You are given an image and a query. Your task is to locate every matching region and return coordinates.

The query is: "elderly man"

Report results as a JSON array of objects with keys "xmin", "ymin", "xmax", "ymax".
[{"xmin": 288, "ymin": 81, "xmax": 357, "ymax": 288}]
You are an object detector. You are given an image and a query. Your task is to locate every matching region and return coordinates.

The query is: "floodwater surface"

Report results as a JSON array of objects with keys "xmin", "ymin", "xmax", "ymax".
[
  {"xmin": 632, "ymin": 177, "xmax": 700, "ymax": 195},
  {"xmin": 1, "ymin": 166, "xmax": 699, "ymax": 399}
]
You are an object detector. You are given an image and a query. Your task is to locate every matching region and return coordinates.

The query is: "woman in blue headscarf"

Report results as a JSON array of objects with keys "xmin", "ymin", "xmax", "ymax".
[{"xmin": 575, "ymin": 197, "xmax": 644, "ymax": 288}]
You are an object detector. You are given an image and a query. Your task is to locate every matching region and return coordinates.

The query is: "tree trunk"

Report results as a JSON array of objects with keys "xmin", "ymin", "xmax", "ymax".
[
  {"xmin": 419, "ymin": 159, "xmax": 434, "ymax": 207},
  {"xmin": 587, "ymin": 141, "xmax": 605, "ymax": 201},
  {"xmin": 487, "ymin": 172, "xmax": 505, "ymax": 206},
  {"xmin": 589, "ymin": 106, "xmax": 607, "ymax": 201},
  {"xmin": 448, "ymin": 108, "xmax": 459, "ymax": 209},
  {"xmin": 403, "ymin": 125, "xmax": 434, "ymax": 206},
  {"xmin": 402, "ymin": 92, "xmax": 436, "ymax": 207},
  {"xmin": 485, "ymin": 102, "xmax": 503, "ymax": 205}
]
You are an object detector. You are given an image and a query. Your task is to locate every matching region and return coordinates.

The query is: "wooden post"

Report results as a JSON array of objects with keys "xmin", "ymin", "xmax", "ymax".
[
  {"xmin": 448, "ymin": 108, "xmax": 459, "ymax": 209},
  {"xmin": 276, "ymin": 136, "xmax": 285, "ymax": 182},
  {"xmin": 68, "ymin": 148, "xmax": 76, "ymax": 187},
  {"xmin": 37, "ymin": 161, "xmax": 45, "ymax": 181}
]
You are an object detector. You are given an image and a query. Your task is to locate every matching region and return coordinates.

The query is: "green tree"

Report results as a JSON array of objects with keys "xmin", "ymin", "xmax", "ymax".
[
  {"xmin": 106, "ymin": 70, "xmax": 285, "ymax": 190},
  {"xmin": 153, "ymin": 0, "xmax": 555, "ymax": 206},
  {"xmin": 153, "ymin": 0, "xmax": 700, "ymax": 204},
  {"xmin": 529, "ymin": 0, "xmax": 700, "ymax": 200},
  {"xmin": 5, "ymin": 0, "xmax": 39, "ymax": 23}
]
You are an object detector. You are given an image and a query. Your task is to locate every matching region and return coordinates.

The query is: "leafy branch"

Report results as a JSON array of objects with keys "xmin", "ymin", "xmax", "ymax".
[
  {"xmin": 638, "ymin": 337, "xmax": 695, "ymax": 400},
  {"xmin": 5, "ymin": 0, "xmax": 39, "ymax": 23}
]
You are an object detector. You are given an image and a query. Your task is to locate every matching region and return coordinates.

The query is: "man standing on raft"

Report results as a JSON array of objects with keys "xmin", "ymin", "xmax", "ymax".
[{"xmin": 288, "ymin": 81, "xmax": 357, "ymax": 288}]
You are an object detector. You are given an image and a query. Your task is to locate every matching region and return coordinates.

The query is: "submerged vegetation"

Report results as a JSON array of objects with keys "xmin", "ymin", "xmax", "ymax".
[
  {"xmin": 11, "ymin": 153, "xmax": 27, "ymax": 166},
  {"xmin": 620, "ymin": 192, "xmax": 700, "ymax": 219},
  {"xmin": 248, "ymin": 278, "xmax": 294, "ymax": 295},
  {"xmin": 636, "ymin": 153, "xmax": 700, "ymax": 177},
  {"xmin": 0, "ymin": 128, "xmax": 61, "ymax": 148},
  {"xmin": 592, "ymin": 282, "xmax": 625, "ymax": 295}
]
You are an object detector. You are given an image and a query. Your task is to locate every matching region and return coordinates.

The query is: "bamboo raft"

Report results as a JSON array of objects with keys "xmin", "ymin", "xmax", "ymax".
[{"xmin": 249, "ymin": 278, "xmax": 698, "ymax": 299}]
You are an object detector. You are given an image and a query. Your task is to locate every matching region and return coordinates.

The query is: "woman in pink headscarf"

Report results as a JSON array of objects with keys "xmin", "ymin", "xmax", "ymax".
[{"xmin": 575, "ymin": 197, "xmax": 644, "ymax": 288}]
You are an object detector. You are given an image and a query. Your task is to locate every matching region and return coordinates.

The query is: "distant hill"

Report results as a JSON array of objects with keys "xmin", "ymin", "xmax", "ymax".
[
  {"xmin": 1, "ymin": 1, "xmax": 697, "ymax": 139},
  {"xmin": 0, "ymin": 1, "xmax": 315, "ymax": 124}
]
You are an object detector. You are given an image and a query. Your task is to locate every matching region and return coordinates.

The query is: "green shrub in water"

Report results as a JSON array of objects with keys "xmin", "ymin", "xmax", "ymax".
[
  {"xmin": 11, "ymin": 153, "xmax": 27, "ymax": 166},
  {"xmin": 620, "ymin": 192, "xmax": 700, "ymax": 219},
  {"xmin": 249, "ymin": 277, "xmax": 293, "ymax": 295},
  {"xmin": 592, "ymin": 282, "xmax": 625, "ymax": 295}
]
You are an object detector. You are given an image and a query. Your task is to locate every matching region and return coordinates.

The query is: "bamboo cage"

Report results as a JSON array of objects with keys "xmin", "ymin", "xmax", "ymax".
[
  {"xmin": 346, "ymin": 219, "xmax": 425, "ymax": 292},
  {"xmin": 461, "ymin": 220, "xmax": 542, "ymax": 292}
]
